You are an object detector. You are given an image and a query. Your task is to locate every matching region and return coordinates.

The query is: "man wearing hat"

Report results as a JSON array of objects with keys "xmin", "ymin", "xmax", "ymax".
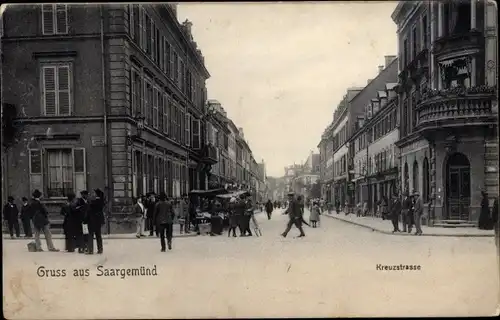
[
  {"xmin": 146, "ymin": 192, "xmax": 158, "ymax": 237},
  {"xmin": 281, "ymin": 192, "xmax": 306, "ymax": 238},
  {"xmin": 75, "ymin": 190, "xmax": 90, "ymax": 253},
  {"xmin": 31, "ymin": 189, "xmax": 59, "ymax": 252},
  {"xmin": 401, "ymin": 191, "xmax": 412, "ymax": 233},
  {"xmin": 3, "ymin": 196, "xmax": 20, "ymax": 239},
  {"xmin": 412, "ymin": 190, "xmax": 423, "ymax": 235}
]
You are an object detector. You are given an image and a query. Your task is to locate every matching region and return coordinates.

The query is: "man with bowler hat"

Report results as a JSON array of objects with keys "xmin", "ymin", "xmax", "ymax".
[
  {"xmin": 281, "ymin": 192, "xmax": 306, "ymax": 238},
  {"xmin": 76, "ymin": 190, "xmax": 90, "ymax": 253},
  {"xmin": 31, "ymin": 189, "xmax": 59, "ymax": 252}
]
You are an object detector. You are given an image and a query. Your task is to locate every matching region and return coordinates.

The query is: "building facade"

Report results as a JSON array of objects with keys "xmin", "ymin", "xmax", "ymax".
[
  {"xmin": 350, "ymin": 82, "xmax": 400, "ymax": 212},
  {"xmin": 1, "ymin": 4, "xmax": 219, "ymax": 232},
  {"xmin": 392, "ymin": 0, "xmax": 497, "ymax": 224}
]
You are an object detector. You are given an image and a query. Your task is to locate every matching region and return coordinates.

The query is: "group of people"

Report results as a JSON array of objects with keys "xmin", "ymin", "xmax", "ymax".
[
  {"xmin": 3, "ymin": 196, "xmax": 32, "ymax": 239},
  {"xmin": 227, "ymin": 195, "xmax": 257, "ymax": 237},
  {"xmin": 133, "ymin": 192, "xmax": 189, "ymax": 251}
]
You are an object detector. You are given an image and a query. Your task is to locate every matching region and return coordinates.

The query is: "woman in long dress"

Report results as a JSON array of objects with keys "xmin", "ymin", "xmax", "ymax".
[{"xmin": 309, "ymin": 201, "xmax": 321, "ymax": 228}]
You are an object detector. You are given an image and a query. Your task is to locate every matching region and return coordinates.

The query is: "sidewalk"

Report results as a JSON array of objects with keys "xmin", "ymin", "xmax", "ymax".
[
  {"xmin": 2, "ymin": 231, "xmax": 198, "ymax": 240},
  {"xmin": 320, "ymin": 210, "xmax": 494, "ymax": 237}
]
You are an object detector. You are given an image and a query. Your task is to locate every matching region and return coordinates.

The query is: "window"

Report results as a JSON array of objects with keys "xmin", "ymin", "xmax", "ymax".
[
  {"xmin": 403, "ymin": 38, "xmax": 408, "ymax": 67},
  {"xmin": 155, "ymin": 27, "xmax": 161, "ymax": 64},
  {"xmin": 177, "ymin": 57, "xmax": 183, "ymax": 88},
  {"xmin": 192, "ymin": 118, "xmax": 201, "ymax": 149},
  {"xmin": 163, "ymin": 93, "xmax": 169, "ymax": 135},
  {"xmin": 164, "ymin": 39, "xmax": 171, "ymax": 76},
  {"xmin": 130, "ymin": 68, "xmax": 141, "ymax": 117},
  {"xmin": 46, "ymin": 149, "xmax": 73, "ymax": 197},
  {"xmin": 169, "ymin": 47, "xmax": 175, "ymax": 80},
  {"xmin": 145, "ymin": 14, "xmax": 151, "ymax": 54},
  {"xmin": 423, "ymin": 157, "xmax": 430, "ymax": 202},
  {"xmin": 158, "ymin": 90, "xmax": 163, "ymax": 132},
  {"xmin": 153, "ymin": 86, "xmax": 159, "ymax": 129},
  {"xmin": 42, "ymin": 4, "xmax": 68, "ymax": 35},
  {"xmin": 421, "ymin": 15, "xmax": 428, "ymax": 50},
  {"xmin": 412, "ymin": 25, "xmax": 418, "ymax": 59},
  {"xmin": 128, "ymin": 4, "xmax": 134, "ymax": 39},
  {"xmin": 132, "ymin": 5, "xmax": 140, "ymax": 44},
  {"xmin": 42, "ymin": 64, "xmax": 72, "ymax": 116},
  {"xmin": 185, "ymin": 113, "xmax": 191, "ymax": 146},
  {"xmin": 173, "ymin": 52, "xmax": 179, "ymax": 84},
  {"xmin": 179, "ymin": 109, "xmax": 185, "ymax": 144},
  {"xmin": 412, "ymin": 160, "xmax": 419, "ymax": 194},
  {"xmin": 144, "ymin": 79, "xmax": 153, "ymax": 125},
  {"xmin": 29, "ymin": 150, "xmax": 43, "ymax": 192}
]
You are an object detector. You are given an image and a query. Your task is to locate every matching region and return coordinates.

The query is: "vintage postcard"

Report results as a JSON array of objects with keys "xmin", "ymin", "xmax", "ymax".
[{"xmin": 1, "ymin": 1, "xmax": 499, "ymax": 319}]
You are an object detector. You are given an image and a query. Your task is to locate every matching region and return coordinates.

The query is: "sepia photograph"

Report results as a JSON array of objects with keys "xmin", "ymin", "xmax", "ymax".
[{"xmin": 1, "ymin": 1, "xmax": 499, "ymax": 318}]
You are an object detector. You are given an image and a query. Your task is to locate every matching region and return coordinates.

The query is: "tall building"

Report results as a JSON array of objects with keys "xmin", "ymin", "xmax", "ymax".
[
  {"xmin": 392, "ymin": 1, "xmax": 497, "ymax": 224},
  {"xmin": 1, "ymin": 4, "xmax": 213, "ymax": 232}
]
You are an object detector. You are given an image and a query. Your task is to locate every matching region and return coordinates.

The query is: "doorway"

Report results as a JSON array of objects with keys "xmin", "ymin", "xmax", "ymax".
[{"xmin": 445, "ymin": 152, "xmax": 471, "ymax": 220}]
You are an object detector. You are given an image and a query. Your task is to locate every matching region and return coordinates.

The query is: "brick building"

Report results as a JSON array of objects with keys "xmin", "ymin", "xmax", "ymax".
[
  {"xmin": 1, "ymin": 4, "xmax": 215, "ymax": 232},
  {"xmin": 392, "ymin": 1, "xmax": 497, "ymax": 225}
]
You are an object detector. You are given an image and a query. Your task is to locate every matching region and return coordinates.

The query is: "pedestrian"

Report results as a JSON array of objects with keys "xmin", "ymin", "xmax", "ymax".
[
  {"xmin": 154, "ymin": 192, "xmax": 175, "ymax": 252},
  {"xmin": 31, "ymin": 189, "xmax": 59, "ymax": 252},
  {"xmin": 412, "ymin": 191, "xmax": 423, "ymax": 235},
  {"xmin": 234, "ymin": 197, "xmax": 246, "ymax": 236},
  {"xmin": 243, "ymin": 196, "xmax": 254, "ymax": 236},
  {"xmin": 478, "ymin": 191, "xmax": 493, "ymax": 230},
  {"xmin": 134, "ymin": 196, "xmax": 146, "ymax": 238},
  {"xmin": 228, "ymin": 197, "xmax": 239, "ymax": 237},
  {"xmin": 335, "ymin": 199, "xmax": 340, "ymax": 214},
  {"xmin": 146, "ymin": 192, "xmax": 157, "ymax": 237},
  {"xmin": 3, "ymin": 196, "xmax": 20, "ymax": 239},
  {"xmin": 61, "ymin": 192, "xmax": 78, "ymax": 252},
  {"xmin": 84, "ymin": 189, "xmax": 105, "ymax": 254},
  {"xmin": 379, "ymin": 196, "xmax": 389, "ymax": 220},
  {"xmin": 401, "ymin": 191, "xmax": 412, "ymax": 233},
  {"xmin": 309, "ymin": 201, "xmax": 320, "ymax": 228},
  {"xmin": 178, "ymin": 194, "xmax": 189, "ymax": 234},
  {"xmin": 390, "ymin": 194, "xmax": 402, "ymax": 233},
  {"xmin": 265, "ymin": 199, "xmax": 273, "ymax": 220},
  {"xmin": 76, "ymin": 190, "xmax": 90, "ymax": 253},
  {"xmin": 20, "ymin": 197, "xmax": 33, "ymax": 238},
  {"xmin": 281, "ymin": 192, "xmax": 306, "ymax": 238}
]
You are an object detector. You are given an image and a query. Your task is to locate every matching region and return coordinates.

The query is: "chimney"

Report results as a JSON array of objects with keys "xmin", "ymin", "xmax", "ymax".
[
  {"xmin": 378, "ymin": 65, "xmax": 384, "ymax": 73},
  {"xmin": 384, "ymin": 55, "xmax": 397, "ymax": 68}
]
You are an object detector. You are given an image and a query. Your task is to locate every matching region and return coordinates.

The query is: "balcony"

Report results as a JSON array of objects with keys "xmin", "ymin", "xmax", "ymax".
[
  {"xmin": 200, "ymin": 143, "xmax": 218, "ymax": 165},
  {"xmin": 415, "ymin": 86, "xmax": 497, "ymax": 138},
  {"xmin": 432, "ymin": 31, "xmax": 483, "ymax": 62}
]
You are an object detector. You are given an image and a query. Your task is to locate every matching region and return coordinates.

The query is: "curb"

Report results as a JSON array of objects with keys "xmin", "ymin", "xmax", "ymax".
[{"xmin": 323, "ymin": 214, "xmax": 494, "ymax": 238}]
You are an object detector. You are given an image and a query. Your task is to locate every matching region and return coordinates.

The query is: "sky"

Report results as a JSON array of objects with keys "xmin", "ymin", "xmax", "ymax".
[{"xmin": 177, "ymin": 2, "xmax": 398, "ymax": 177}]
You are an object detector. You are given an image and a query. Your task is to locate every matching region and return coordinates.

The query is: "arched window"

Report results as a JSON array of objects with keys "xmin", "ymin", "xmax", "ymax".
[
  {"xmin": 423, "ymin": 157, "xmax": 430, "ymax": 202},
  {"xmin": 412, "ymin": 160, "xmax": 419, "ymax": 194},
  {"xmin": 404, "ymin": 162, "xmax": 409, "ymax": 193}
]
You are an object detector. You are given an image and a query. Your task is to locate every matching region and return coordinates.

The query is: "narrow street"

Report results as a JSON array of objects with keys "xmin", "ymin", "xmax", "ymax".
[{"xmin": 3, "ymin": 208, "xmax": 498, "ymax": 318}]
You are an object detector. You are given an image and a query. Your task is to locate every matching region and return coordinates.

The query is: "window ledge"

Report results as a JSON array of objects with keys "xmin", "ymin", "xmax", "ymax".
[
  {"xmin": 33, "ymin": 51, "xmax": 78, "ymax": 59},
  {"xmin": 34, "ymin": 133, "xmax": 80, "ymax": 141}
]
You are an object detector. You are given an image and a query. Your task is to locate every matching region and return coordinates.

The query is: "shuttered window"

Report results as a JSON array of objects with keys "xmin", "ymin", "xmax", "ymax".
[
  {"xmin": 73, "ymin": 148, "xmax": 87, "ymax": 194},
  {"xmin": 130, "ymin": 68, "xmax": 141, "ymax": 117},
  {"xmin": 185, "ymin": 113, "xmax": 191, "ymax": 147},
  {"xmin": 168, "ymin": 44, "xmax": 174, "ymax": 80},
  {"xmin": 42, "ymin": 64, "xmax": 72, "ymax": 116},
  {"xmin": 42, "ymin": 4, "xmax": 68, "ymax": 35},
  {"xmin": 29, "ymin": 149, "xmax": 43, "ymax": 193},
  {"xmin": 163, "ymin": 93, "xmax": 169, "ymax": 135},
  {"xmin": 158, "ymin": 90, "xmax": 164, "ymax": 132},
  {"xmin": 192, "ymin": 118, "xmax": 200, "ymax": 149},
  {"xmin": 153, "ymin": 86, "xmax": 159, "ymax": 129}
]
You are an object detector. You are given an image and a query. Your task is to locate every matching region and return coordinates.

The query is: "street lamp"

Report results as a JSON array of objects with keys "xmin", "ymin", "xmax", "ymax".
[{"xmin": 126, "ymin": 113, "xmax": 146, "ymax": 146}]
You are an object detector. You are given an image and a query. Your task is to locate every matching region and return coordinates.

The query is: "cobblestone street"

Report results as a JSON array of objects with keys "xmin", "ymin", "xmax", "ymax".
[{"xmin": 3, "ymin": 209, "xmax": 498, "ymax": 318}]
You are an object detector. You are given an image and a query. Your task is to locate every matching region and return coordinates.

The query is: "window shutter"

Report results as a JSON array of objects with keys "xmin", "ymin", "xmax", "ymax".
[
  {"xmin": 153, "ymin": 87, "xmax": 158, "ymax": 129},
  {"xmin": 58, "ymin": 65, "xmax": 71, "ymax": 115},
  {"xmin": 42, "ymin": 4, "xmax": 54, "ymax": 35},
  {"xmin": 29, "ymin": 149, "xmax": 43, "ymax": 192},
  {"xmin": 180, "ymin": 109, "xmax": 185, "ymax": 144},
  {"xmin": 131, "ymin": 70, "xmax": 137, "ymax": 116},
  {"xmin": 55, "ymin": 5, "xmax": 68, "ymax": 34},
  {"xmin": 42, "ymin": 66, "xmax": 57, "ymax": 116},
  {"xmin": 153, "ymin": 157, "xmax": 158, "ymax": 193},
  {"xmin": 73, "ymin": 148, "xmax": 86, "ymax": 193},
  {"xmin": 132, "ymin": 150, "xmax": 137, "ymax": 198},
  {"xmin": 163, "ymin": 94, "xmax": 168, "ymax": 135},
  {"xmin": 158, "ymin": 91, "xmax": 163, "ymax": 132},
  {"xmin": 192, "ymin": 118, "xmax": 200, "ymax": 149},
  {"xmin": 159, "ymin": 35, "xmax": 164, "ymax": 71},
  {"xmin": 151, "ymin": 21, "xmax": 155, "ymax": 60},
  {"xmin": 138, "ymin": 6, "xmax": 143, "ymax": 47},
  {"xmin": 129, "ymin": 4, "xmax": 134, "ymax": 39},
  {"xmin": 185, "ymin": 114, "xmax": 191, "ymax": 146}
]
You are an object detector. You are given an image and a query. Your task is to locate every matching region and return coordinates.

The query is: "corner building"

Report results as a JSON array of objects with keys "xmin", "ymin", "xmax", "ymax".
[
  {"xmin": 1, "ymin": 4, "xmax": 214, "ymax": 232},
  {"xmin": 392, "ymin": 1, "xmax": 497, "ymax": 224}
]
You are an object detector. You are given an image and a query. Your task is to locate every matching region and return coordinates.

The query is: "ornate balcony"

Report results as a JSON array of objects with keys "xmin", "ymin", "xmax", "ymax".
[
  {"xmin": 415, "ymin": 86, "xmax": 497, "ymax": 137},
  {"xmin": 200, "ymin": 143, "xmax": 218, "ymax": 165},
  {"xmin": 432, "ymin": 31, "xmax": 483, "ymax": 62}
]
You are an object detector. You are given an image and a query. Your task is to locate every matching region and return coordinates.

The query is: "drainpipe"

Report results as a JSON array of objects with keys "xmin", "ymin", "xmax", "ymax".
[{"xmin": 100, "ymin": 6, "xmax": 111, "ymax": 234}]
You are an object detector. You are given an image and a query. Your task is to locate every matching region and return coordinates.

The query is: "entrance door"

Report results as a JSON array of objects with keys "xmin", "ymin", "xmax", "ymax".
[{"xmin": 446, "ymin": 153, "xmax": 471, "ymax": 220}]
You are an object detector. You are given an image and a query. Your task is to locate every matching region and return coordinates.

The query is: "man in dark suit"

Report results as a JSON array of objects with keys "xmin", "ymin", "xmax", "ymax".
[
  {"xmin": 20, "ymin": 197, "xmax": 33, "ymax": 238},
  {"xmin": 390, "ymin": 194, "xmax": 402, "ymax": 233},
  {"xmin": 412, "ymin": 191, "xmax": 424, "ymax": 236},
  {"xmin": 146, "ymin": 192, "xmax": 158, "ymax": 237},
  {"xmin": 3, "ymin": 196, "xmax": 20, "ymax": 239},
  {"xmin": 154, "ymin": 193, "xmax": 175, "ymax": 252},
  {"xmin": 75, "ymin": 190, "xmax": 90, "ymax": 253},
  {"xmin": 401, "ymin": 191, "xmax": 412, "ymax": 233},
  {"xmin": 281, "ymin": 193, "xmax": 306, "ymax": 238}
]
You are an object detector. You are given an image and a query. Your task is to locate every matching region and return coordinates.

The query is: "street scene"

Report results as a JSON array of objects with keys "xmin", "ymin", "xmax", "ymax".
[{"xmin": 1, "ymin": 1, "xmax": 499, "ymax": 319}]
